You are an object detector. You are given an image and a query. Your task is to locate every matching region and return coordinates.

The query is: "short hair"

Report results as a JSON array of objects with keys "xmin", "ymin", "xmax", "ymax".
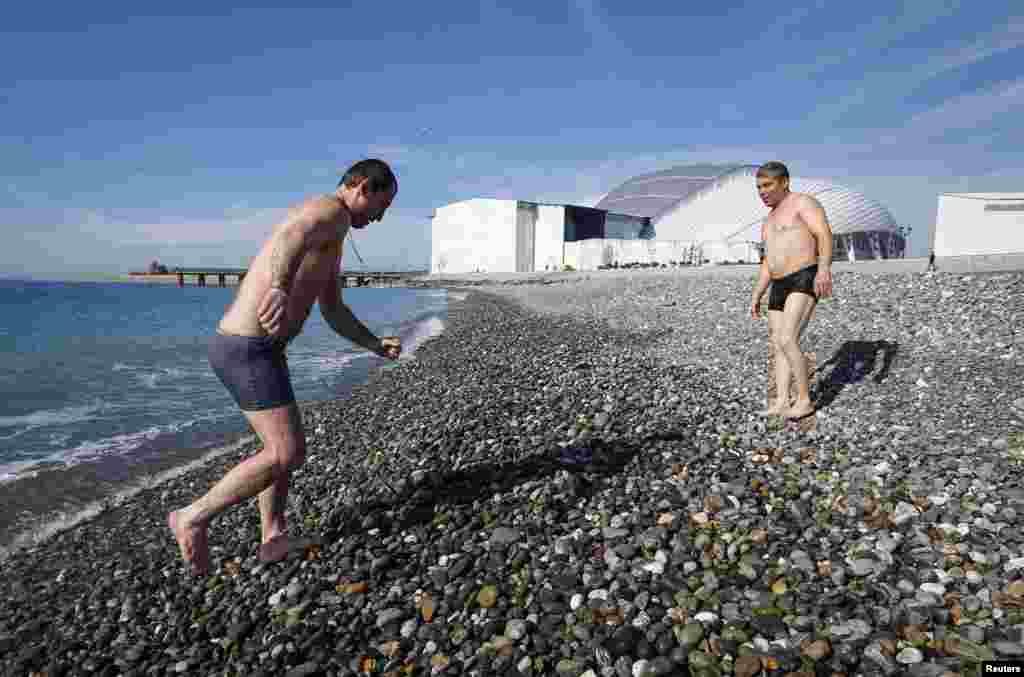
[
  {"xmin": 338, "ymin": 159, "xmax": 397, "ymax": 194},
  {"xmin": 756, "ymin": 161, "xmax": 790, "ymax": 180}
]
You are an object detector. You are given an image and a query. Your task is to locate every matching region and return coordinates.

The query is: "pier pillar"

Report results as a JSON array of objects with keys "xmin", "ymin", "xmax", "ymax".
[
  {"xmin": 198, "ymin": 274, "xmax": 206, "ymax": 287},
  {"xmin": 218, "ymin": 274, "xmax": 226, "ymax": 287},
  {"xmin": 177, "ymin": 272, "xmax": 184, "ymax": 287}
]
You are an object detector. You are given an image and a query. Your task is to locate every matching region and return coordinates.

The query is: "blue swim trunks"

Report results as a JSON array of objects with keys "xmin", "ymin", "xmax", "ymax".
[{"xmin": 208, "ymin": 331, "xmax": 296, "ymax": 411}]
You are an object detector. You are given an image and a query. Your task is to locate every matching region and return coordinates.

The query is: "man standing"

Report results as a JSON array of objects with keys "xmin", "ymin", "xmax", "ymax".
[
  {"xmin": 169, "ymin": 159, "xmax": 401, "ymax": 574},
  {"xmin": 749, "ymin": 162, "xmax": 833, "ymax": 420}
]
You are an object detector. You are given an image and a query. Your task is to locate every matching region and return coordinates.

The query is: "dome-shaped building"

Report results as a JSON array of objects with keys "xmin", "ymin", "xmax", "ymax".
[{"xmin": 594, "ymin": 164, "xmax": 906, "ymax": 264}]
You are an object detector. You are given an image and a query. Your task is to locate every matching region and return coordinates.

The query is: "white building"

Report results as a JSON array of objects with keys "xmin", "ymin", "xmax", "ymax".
[
  {"xmin": 431, "ymin": 164, "xmax": 907, "ymax": 273},
  {"xmin": 430, "ymin": 199, "xmax": 649, "ymax": 274},
  {"xmin": 933, "ymin": 193, "xmax": 1024, "ymax": 257},
  {"xmin": 596, "ymin": 164, "xmax": 905, "ymax": 265}
]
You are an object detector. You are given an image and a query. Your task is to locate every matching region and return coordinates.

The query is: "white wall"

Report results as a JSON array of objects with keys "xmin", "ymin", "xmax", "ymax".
[
  {"xmin": 535, "ymin": 205, "xmax": 565, "ymax": 271},
  {"xmin": 431, "ymin": 199, "xmax": 516, "ymax": 273},
  {"xmin": 934, "ymin": 194, "xmax": 1024, "ymax": 257},
  {"xmin": 653, "ymin": 170, "xmax": 899, "ymax": 261},
  {"xmin": 655, "ymin": 171, "xmax": 764, "ymax": 242}
]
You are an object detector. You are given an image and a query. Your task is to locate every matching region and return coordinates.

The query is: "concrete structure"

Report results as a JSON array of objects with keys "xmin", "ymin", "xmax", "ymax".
[
  {"xmin": 933, "ymin": 193, "xmax": 1024, "ymax": 258},
  {"xmin": 431, "ymin": 164, "xmax": 907, "ymax": 273},
  {"xmin": 431, "ymin": 199, "xmax": 649, "ymax": 273},
  {"xmin": 596, "ymin": 164, "xmax": 905, "ymax": 265}
]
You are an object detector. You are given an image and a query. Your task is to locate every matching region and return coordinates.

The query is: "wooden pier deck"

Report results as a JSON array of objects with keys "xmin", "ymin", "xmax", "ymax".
[{"xmin": 130, "ymin": 268, "xmax": 422, "ymax": 288}]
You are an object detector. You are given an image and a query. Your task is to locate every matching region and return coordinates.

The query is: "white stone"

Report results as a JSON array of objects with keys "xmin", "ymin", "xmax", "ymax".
[
  {"xmin": 896, "ymin": 647, "xmax": 924, "ymax": 664},
  {"xmin": 632, "ymin": 660, "xmax": 654, "ymax": 677},
  {"xmin": 506, "ymin": 619, "xmax": 528, "ymax": 640},
  {"xmin": 893, "ymin": 502, "xmax": 919, "ymax": 525},
  {"xmin": 570, "ymin": 593, "xmax": 584, "ymax": 611},
  {"xmin": 642, "ymin": 560, "xmax": 665, "ymax": 575}
]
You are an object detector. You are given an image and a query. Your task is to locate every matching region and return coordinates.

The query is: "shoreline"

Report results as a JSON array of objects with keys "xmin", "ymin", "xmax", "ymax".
[
  {"xmin": 0, "ymin": 293, "xmax": 457, "ymax": 559},
  {"xmin": 1, "ymin": 272, "xmax": 1023, "ymax": 676}
]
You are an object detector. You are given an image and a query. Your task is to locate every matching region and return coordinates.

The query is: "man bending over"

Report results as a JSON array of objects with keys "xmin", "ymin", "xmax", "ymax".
[
  {"xmin": 749, "ymin": 161, "xmax": 833, "ymax": 420},
  {"xmin": 169, "ymin": 159, "xmax": 401, "ymax": 574}
]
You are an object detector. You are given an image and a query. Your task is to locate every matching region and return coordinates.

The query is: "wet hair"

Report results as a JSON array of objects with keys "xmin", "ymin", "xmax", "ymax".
[
  {"xmin": 756, "ymin": 161, "xmax": 790, "ymax": 180},
  {"xmin": 338, "ymin": 159, "xmax": 398, "ymax": 194}
]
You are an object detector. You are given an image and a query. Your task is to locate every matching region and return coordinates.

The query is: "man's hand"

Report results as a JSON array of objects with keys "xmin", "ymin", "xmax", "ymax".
[
  {"xmin": 378, "ymin": 336, "xmax": 402, "ymax": 360},
  {"xmin": 814, "ymin": 269, "xmax": 833, "ymax": 300},
  {"xmin": 258, "ymin": 287, "xmax": 289, "ymax": 337},
  {"xmin": 750, "ymin": 298, "xmax": 762, "ymax": 320}
]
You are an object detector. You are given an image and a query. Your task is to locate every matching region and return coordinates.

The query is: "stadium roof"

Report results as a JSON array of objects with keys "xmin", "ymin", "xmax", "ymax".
[{"xmin": 594, "ymin": 164, "xmax": 754, "ymax": 219}]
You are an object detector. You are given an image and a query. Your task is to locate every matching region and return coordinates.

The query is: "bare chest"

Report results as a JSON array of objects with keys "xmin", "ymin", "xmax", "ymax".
[{"xmin": 764, "ymin": 211, "xmax": 807, "ymax": 236}]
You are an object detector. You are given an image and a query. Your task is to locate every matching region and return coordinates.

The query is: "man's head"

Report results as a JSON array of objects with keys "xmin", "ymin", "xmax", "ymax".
[
  {"xmin": 337, "ymin": 159, "xmax": 398, "ymax": 228},
  {"xmin": 756, "ymin": 161, "xmax": 790, "ymax": 208}
]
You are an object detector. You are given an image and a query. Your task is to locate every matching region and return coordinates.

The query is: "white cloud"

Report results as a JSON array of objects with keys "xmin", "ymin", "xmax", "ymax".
[
  {"xmin": 809, "ymin": 17, "xmax": 1024, "ymax": 126},
  {"xmin": 772, "ymin": 1, "xmax": 966, "ymax": 81},
  {"xmin": 878, "ymin": 77, "xmax": 1024, "ymax": 144}
]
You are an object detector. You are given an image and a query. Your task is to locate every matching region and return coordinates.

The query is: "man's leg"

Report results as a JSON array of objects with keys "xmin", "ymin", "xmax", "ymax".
[
  {"xmin": 779, "ymin": 292, "xmax": 818, "ymax": 418},
  {"xmin": 169, "ymin": 403, "xmax": 305, "ymax": 573},
  {"xmin": 255, "ymin": 404, "xmax": 307, "ymax": 562},
  {"xmin": 763, "ymin": 310, "xmax": 790, "ymax": 415}
]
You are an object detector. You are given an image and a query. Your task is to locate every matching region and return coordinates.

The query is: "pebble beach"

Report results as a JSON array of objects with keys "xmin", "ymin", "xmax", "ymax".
[{"xmin": 2, "ymin": 268, "xmax": 1024, "ymax": 677}]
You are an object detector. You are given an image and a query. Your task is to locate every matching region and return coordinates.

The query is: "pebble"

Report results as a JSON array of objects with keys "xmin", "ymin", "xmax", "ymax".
[
  {"xmin": 851, "ymin": 559, "xmax": 875, "ymax": 576},
  {"xmin": 896, "ymin": 647, "xmax": 924, "ymax": 664}
]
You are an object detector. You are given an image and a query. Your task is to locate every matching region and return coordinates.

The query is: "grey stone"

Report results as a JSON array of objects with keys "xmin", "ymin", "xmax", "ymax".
[{"xmin": 490, "ymin": 527, "xmax": 522, "ymax": 545}]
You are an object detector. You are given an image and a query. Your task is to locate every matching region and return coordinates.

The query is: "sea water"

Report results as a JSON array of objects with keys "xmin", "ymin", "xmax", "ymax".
[{"xmin": 0, "ymin": 278, "xmax": 448, "ymax": 504}]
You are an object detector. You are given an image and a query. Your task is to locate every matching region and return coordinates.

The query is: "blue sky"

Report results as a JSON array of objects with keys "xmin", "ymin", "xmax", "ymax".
[{"xmin": 1, "ymin": 0, "xmax": 1021, "ymax": 276}]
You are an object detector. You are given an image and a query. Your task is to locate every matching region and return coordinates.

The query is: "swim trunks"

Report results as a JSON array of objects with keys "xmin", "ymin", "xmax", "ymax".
[
  {"xmin": 768, "ymin": 263, "xmax": 818, "ymax": 312},
  {"xmin": 208, "ymin": 331, "xmax": 295, "ymax": 411}
]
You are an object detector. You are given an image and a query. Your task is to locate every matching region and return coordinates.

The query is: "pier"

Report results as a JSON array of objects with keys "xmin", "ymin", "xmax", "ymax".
[{"xmin": 157, "ymin": 268, "xmax": 421, "ymax": 288}]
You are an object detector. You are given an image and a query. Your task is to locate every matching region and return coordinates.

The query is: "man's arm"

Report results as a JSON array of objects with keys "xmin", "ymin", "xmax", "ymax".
[
  {"xmin": 752, "ymin": 223, "xmax": 771, "ymax": 301},
  {"xmin": 800, "ymin": 195, "xmax": 833, "ymax": 268},
  {"xmin": 752, "ymin": 258, "xmax": 771, "ymax": 301},
  {"xmin": 318, "ymin": 252, "xmax": 386, "ymax": 356},
  {"xmin": 268, "ymin": 197, "xmax": 348, "ymax": 292}
]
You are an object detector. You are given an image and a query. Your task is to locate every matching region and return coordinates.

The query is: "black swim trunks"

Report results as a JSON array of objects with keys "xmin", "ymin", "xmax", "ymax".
[
  {"xmin": 768, "ymin": 263, "xmax": 818, "ymax": 312},
  {"xmin": 208, "ymin": 331, "xmax": 296, "ymax": 411}
]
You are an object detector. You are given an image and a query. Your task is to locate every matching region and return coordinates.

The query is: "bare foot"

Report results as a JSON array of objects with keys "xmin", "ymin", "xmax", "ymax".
[
  {"xmin": 259, "ymin": 533, "xmax": 296, "ymax": 563},
  {"xmin": 259, "ymin": 534, "xmax": 319, "ymax": 563},
  {"xmin": 759, "ymin": 400, "xmax": 789, "ymax": 416},
  {"xmin": 168, "ymin": 510, "xmax": 210, "ymax": 575},
  {"xmin": 786, "ymin": 400, "xmax": 815, "ymax": 420}
]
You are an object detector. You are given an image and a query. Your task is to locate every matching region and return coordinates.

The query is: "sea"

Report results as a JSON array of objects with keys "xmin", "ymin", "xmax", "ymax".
[{"xmin": 0, "ymin": 277, "xmax": 451, "ymax": 553}]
